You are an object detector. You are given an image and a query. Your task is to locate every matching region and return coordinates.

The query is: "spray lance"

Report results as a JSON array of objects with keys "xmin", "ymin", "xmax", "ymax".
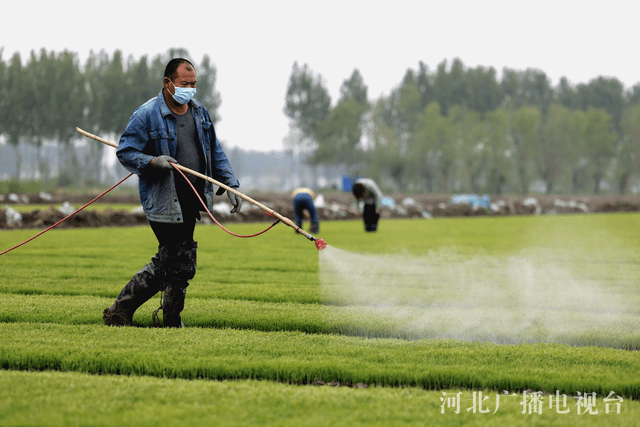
[{"xmin": 75, "ymin": 128, "xmax": 328, "ymax": 251}]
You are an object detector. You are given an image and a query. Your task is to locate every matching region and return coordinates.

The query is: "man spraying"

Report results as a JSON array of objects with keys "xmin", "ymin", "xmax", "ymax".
[{"xmin": 103, "ymin": 58, "xmax": 242, "ymax": 327}]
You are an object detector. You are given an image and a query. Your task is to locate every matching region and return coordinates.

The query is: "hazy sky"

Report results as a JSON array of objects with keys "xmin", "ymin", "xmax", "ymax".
[{"xmin": 2, "ymin": 0, "xmax": 638, "ymax": 152}]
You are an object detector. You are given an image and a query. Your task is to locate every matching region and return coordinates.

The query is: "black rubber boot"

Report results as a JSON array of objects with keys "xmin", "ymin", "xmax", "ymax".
[
  {"xmin": 103, "ymin": 254, "xmax": 162, "ymax": 326},
  {"xmin": 162, "ymin": 285, "xmax": 188, "ymax": 328},
  {"xmin": 160, "ymin": 241, "xmax": 197, "ymax": 328}
]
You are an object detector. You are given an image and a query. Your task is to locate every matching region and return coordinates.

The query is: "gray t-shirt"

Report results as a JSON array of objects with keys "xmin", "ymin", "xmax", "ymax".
[{"xmin": 174, "ymin": 106, "xmax": 205, "ymax": 215}]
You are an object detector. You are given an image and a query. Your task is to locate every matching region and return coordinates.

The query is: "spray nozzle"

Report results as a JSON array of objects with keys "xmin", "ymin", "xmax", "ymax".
[
  {"xmin": 314, "ymin": 238, "xmax": 327, "ymax": 251},
  {"xmin": 298, "ymin": 225, "xmax": 326, "ymax": 250}
]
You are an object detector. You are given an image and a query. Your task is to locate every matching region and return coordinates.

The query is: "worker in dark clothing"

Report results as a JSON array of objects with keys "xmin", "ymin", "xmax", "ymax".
[
  {"xmin": 352, "ymin": 178, "xmax": 383, "ymax": 232},
  {"xmin": 291, "ymin": 187, "xmax": 319, "ymax": 233}
]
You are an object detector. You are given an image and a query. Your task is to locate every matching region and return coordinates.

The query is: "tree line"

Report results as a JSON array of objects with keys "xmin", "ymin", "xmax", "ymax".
[
  {"xmin": 0, "ymin": 48, "xmax": 220, "ymax": 186},
  {"xmin": 1, "ymin": 48, "xmax": 639, "ymax": 195},
  {"xmin": 285, "ymin": 59, "xmax": 640, "ymax": 194}
]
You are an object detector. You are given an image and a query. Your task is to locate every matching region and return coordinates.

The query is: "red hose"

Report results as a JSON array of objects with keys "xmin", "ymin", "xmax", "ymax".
[
  {"xmin": 0, "ymin": 173, "xmax": 134, "ymax": 256},
  {"xmin": 171, "ymin": 164, "xmax": 280, "ymax": 238},
  {"xmin": 1, "ymin": 166, "xmax": 279, "ymax": 256}
]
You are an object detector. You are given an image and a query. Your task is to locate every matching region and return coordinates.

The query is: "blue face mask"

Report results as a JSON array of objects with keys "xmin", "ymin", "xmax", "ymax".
[{"xmin": 169, "ymin": 80, "xmax": 196, "ymax": 105}]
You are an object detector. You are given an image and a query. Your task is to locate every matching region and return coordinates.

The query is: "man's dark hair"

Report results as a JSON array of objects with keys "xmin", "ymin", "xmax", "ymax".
[
  {"xmin": 352, "ymin": 183, "xmax": 365, "ymax": 199},
  {"xmin": 164, "ymin": 58, "xmax": 195, "ymax": 80}
]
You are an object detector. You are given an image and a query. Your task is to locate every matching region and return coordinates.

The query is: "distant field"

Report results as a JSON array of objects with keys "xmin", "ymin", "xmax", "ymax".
[{"xmin": 1, "ymin": 214, "xmax": 639, "ymax": 426}]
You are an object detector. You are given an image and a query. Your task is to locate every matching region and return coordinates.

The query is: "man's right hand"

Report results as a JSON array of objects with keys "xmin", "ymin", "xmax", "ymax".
[{"xmin": 151, "ymin": 155, "xmax": 177, "ymax": 170}]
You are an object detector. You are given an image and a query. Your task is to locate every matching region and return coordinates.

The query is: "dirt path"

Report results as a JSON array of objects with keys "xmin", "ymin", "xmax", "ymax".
[{"xmin": 2, "ymin": 192, "xmax": 639, "ymax": 229}]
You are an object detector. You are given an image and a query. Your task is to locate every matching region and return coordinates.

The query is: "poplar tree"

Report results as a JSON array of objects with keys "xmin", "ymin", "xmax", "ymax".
[
  {"xmin": 2, "ymin": 52, "xmax": 29, "ymax": 180},
  {"xmin": 583, "ymin": 108, "xmax": 617, "ymax": 193},
  {"xmin": 314, "ymin": 69, "xmax": 368, "ymax": 173},
  {"xmin": 283, "ymin": 62, "xmax": 331, "ymax": 154}
]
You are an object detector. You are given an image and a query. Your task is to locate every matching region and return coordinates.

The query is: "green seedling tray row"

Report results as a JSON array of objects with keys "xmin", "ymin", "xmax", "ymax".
[
  {"xmin": 3, "ymin": 370, "xmax": 639, "ymax": 427},
  {"xmin": 1, "ymin": 293, "xmax": 638, "ymax": 349},
  {"xmin": 1, "ymin": 323, "xmax": 639, "ymax": 399}
]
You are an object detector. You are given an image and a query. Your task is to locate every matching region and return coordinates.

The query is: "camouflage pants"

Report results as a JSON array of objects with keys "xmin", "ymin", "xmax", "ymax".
[{"xmin": 103, "ymin": 240, "xmax": 197, "ymax": 327}]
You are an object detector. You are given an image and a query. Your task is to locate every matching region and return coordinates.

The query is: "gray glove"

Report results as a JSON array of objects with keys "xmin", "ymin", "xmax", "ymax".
[
  {"xmin": 228, "ymin": 188, "xmax": 242, "ymax": 213},
  {"xmin": 152, "ymin": 155, "xmax": 177, "ymax": 170}
]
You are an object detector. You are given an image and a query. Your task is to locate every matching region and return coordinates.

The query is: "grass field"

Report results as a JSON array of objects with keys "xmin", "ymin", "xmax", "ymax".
[{"xmin": 1, "ymin": 213, "xmax": 639, "ymax": 426}]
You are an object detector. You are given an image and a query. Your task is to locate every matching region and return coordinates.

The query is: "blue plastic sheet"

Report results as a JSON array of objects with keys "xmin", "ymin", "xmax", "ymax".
[{"xmin": 450, "ymin": 194, "xmax": 490, "ymax": 208}]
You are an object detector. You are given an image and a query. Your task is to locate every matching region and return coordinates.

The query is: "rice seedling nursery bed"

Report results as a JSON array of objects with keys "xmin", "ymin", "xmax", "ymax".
[{"xmin": 1, "ymin": 214, "xmax": 639, "ymax": 426}]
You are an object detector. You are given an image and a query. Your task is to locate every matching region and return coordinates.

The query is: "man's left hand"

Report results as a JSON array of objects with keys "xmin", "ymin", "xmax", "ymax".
[{"xmin": 228, "ymin": 189, "xmax": 242, "ymax": 213}]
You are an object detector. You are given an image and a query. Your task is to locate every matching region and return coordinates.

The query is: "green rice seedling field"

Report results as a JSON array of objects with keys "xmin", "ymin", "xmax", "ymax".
[{"xmin": 1, "ymin": 213, "xmax": 639, "ymax": 426}]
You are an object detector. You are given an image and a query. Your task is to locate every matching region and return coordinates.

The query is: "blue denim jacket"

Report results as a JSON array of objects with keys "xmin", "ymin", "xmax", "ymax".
[{"xmin": 117, "ymin": 90, "xmax": 240, "ymax": 223}]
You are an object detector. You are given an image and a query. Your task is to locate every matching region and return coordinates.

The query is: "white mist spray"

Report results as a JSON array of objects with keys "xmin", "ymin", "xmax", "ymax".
[{"xmin": 319, "ymin": 246, "xmax": 639, "ymax": 347}]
